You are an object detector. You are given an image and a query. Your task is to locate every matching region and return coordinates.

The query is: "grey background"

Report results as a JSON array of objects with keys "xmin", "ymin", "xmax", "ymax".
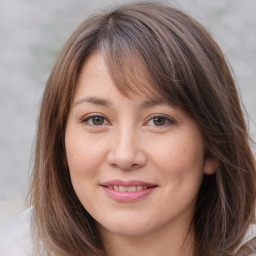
[{"xmin": 0, "ymin": 0, "xmax": 255, "ymax": 227}]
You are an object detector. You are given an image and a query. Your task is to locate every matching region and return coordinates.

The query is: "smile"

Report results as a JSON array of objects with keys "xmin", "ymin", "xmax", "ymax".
[
  {"xmin": 105, "ymin": 185, "xmax": 149, "ymax": 192},
  {"xmin": 100, "ymin": 180, "xmax": 158, "ymax": 202}
]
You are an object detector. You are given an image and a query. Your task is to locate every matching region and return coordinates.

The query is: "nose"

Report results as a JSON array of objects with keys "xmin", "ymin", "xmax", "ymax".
[{"xmin": 106, "ymin": 126, "xmax": 147, "ymax": 170}]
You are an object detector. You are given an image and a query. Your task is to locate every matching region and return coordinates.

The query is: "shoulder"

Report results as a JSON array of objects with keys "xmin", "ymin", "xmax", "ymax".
[
  {"xmin": 242, "ymin": 224, "xmax": 256, "ymax": 246},
  {"xmin": 0, "ymin": 207, "xmax": 33, "ymax": 256},
  {"xmin": 236, "ymin": 223, "xmax": 256, "ymax": 255}
]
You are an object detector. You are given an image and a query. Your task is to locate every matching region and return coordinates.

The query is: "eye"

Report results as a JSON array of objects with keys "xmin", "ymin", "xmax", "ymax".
[
  {"xmin": 152, "ymin": 116, "xmax": 166, "ymax": 126},
  {"xmin": 147, "ymin": 115, "xmax": 174, "ymax": 127},
  {"xmin": 82, "ymin": 115, "xmax": 108, "ymax": 126}
]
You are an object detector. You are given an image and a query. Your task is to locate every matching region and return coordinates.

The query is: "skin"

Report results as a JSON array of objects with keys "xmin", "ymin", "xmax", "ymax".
[{"xmin": 65, "ymin": 52, "xmax": 216, "ymax": 256}]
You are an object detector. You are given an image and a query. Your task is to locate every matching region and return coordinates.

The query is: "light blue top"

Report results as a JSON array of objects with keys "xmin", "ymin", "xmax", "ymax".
[{"xmin": 0, "ymin": 207, "xmax": 256, "ymax": 256}]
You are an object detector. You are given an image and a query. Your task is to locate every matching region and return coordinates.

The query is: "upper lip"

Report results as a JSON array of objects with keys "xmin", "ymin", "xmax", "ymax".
[{"xmin": 100, "ymin": 180, "xmax": 157, "ymax": 187}]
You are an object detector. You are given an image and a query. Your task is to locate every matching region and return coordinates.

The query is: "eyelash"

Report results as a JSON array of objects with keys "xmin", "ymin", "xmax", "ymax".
[
  {"xmin": 146, "ymin": 115, "xmax": 175, "ymax": 127},
  {"xmin": 81, "ymin": 114, "xmax": 109, "ymax": 126},
  {"xmin": 81, "ymin": 114, "xmax": 175, "ymax": 127}
]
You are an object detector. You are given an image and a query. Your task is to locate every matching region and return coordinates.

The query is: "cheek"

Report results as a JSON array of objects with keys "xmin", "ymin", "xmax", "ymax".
[
  {"xmin": 65, "ymin": 133, "xmax": 106, "ymax": 178},
  {"xmin": 151, "ymin": 136, "xmax": 205, "ymax": 174},
  {"xmin": 65, "ymin": 135, "xmax": 104, "ymax": 207},
  {"xmin": 155, "ymin": 137, "xmax": 205, "ymax": 207},
  {"xmin": 149, "ymin": 132, "xmax": 205, "ymax": 201}
]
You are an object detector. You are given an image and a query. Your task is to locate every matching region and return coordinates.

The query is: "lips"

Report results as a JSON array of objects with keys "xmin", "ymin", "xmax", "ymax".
[{"xmin": 100, "ymin": 180, "xmax": 158, "ymax": 202}]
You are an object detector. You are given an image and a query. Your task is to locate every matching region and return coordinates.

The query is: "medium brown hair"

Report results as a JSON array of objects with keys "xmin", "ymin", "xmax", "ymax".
[{"xmin": 30, "ymin": 2, "xmax": 256, "ymax": 255}]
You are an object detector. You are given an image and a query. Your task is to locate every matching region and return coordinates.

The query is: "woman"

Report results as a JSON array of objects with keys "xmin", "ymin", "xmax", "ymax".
[{"xmin": 0, "ymin": 2, "xmax": 256, "ymax": 256}]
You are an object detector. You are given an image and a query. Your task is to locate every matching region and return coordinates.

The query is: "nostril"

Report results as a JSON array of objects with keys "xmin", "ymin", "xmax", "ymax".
[
  {"xmin": 110, "ymin": 163, "xmax": 139, "ymax": 170},
  {"xmin": 106, "ymin": 145, "xmax": 147, "ymax": 170}
]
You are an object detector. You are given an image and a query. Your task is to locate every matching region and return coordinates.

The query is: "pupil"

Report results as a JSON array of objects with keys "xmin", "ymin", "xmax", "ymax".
[
  {"xmin": 93, "ymin": 116, "xmax": 104, "ymax": 125},
  {"xmin": 153, "ymin": 117, "xmax": 165, "ymax": 126}
]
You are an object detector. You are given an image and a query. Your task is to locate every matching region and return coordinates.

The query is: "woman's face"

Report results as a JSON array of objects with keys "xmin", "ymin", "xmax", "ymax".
[{"xmin": 65, "ymin": 52, "xmax": 216, "ymax": 238}]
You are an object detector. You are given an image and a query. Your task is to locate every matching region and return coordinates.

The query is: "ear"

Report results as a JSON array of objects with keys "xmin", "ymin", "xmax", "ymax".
[{"xmin": 203, "ymin": 157, "xmax": 218, "ymax": 175}]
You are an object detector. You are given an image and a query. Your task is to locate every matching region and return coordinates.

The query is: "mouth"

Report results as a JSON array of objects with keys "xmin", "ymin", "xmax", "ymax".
[
  {"xmin": 102, "ymin": 185, "xmax": 156, "ymax": 192},
  {"xmin": 100, "ymin": 180, "xmax": 158, "ymax": 202}
]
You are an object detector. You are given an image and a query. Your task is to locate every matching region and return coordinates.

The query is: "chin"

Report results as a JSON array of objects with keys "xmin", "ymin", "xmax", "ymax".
[{"xmin": 97, "ymin": 216, "xmax": 156, "ymax": 237}]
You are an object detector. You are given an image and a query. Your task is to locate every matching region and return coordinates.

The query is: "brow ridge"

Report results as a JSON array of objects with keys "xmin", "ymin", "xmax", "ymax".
[
  {"xmin": 74, "ymin": 97, "xmax": 112, "ymax": 107},
  {"xmin": 73, "ymin": 96, "xmax": 167, "ymax": 108}
]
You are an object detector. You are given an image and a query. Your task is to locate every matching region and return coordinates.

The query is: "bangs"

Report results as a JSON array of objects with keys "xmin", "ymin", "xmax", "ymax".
[
  {"xmin": 100, "ymin": 38, "xmax": 162, "ymax": 102},
  {"xmin": 92, "ymin": 1, "xmax": 222, "ymax": 122},
  {"xmin": 96, "ymin": 10, "xmax": 189, "ymax": 106}
]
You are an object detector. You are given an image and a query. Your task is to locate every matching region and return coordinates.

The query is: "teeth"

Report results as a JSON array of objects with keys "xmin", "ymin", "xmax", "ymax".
[
  {"xmin": 119, "ymin": 186, "xmax": 126, "ymax": 192},
  {"xmin": 127, "ymin": 186, "xmax": 136, "ymax": 192},
  {"xmin": 137, "ymin": 186, "xmax": 142, "ymax": 191},
  {"xmin": 107, "ymin": 185, "xmax": 150, "ymax": 192}
]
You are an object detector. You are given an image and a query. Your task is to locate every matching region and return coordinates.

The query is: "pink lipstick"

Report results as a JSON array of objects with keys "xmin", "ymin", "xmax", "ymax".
[{"xmin": 100, "ymin": 180, "xmax": 157, "ymax": 202}]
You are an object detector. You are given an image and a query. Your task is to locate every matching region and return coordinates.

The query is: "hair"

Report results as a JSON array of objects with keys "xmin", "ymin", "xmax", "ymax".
[{"xmin": 29, "ymin": 2, "xmax": 256, "ymax": 256}]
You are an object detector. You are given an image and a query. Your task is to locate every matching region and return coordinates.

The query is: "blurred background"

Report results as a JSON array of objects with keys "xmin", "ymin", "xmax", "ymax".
[{"xmin": 0, "ymin": 0, "xmax": 255, "ymax": 228}]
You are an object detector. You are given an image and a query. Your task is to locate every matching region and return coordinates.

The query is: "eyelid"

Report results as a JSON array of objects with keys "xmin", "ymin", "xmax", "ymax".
[
  {"xmin": 144, "ymin": 114, "xmax": 175, "ymax": 127},
  {"xmin": 81, "ymin": 113, "xmax": 110, "ymax": 125},
  {"xmin": 80, "ymin": 113, "xmax": 175, "ymax": 127}
]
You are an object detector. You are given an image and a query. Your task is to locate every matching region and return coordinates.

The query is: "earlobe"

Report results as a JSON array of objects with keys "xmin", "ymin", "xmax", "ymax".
[{"xmin": 203, "ymin": 157, "xmax": 218, "ymax": 175}]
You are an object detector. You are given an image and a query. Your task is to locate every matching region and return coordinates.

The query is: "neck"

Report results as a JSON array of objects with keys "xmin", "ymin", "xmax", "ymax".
[{"xmin": 99, "ymin": 223, "xmax": 195, "ymax": 256}]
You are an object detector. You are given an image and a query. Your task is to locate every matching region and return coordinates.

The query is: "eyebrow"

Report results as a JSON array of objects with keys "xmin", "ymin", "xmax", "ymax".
[
  {"xmin": 139, "ymin": 99, "xmax": 165, "ymax": 108},
  {"xmin": 73, "ymin": 96, "xmax": 166, "ymax": 109},
  {"xmin": 73, "ymin": 97, "xmax": 112, "ymax": 107}
]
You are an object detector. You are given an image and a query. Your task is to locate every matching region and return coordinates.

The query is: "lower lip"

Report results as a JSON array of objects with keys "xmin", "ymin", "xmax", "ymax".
[{"xmin": 102, "ymin": 186, "xmax": 156, "ymax": 202}]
